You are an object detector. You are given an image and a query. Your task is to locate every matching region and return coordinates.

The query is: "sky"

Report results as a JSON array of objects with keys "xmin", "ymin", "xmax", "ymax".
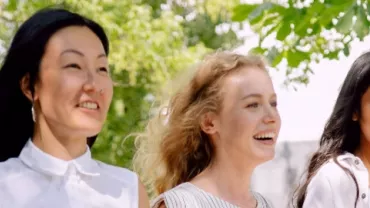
[{"xmin": 234, "ymin": 22, "xmax": 370, "ymax": 142}]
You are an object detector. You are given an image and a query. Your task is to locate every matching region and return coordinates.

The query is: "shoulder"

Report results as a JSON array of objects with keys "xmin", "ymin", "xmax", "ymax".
[
  {"xmin": 151, "ymin": 183, "xmax": 198, "ymax": 208},
  {"xmin": 310, "ymin": 154, "xmax": 360, "ymax": 188},
  {"xmin": 95, "ymin": 160, "xmax": 138, "ymax": 188},
  {"xmin": 303, "ymin": 154, "xmax": 362, "ymax": 207},
  {"xmin": 0, "ymin": 158, "xmax": 28, "ymax": 184}
]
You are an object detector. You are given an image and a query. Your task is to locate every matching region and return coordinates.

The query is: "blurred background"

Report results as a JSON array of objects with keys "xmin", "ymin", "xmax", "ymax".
[{"xmin": 1, "ymin": 0, "xmax": 370, "ymax": 207}]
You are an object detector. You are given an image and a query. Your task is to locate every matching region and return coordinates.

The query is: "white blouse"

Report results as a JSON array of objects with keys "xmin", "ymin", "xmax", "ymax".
[
  {"xmin": 0, "ymin": 140, "xmax": 138, "ymax": 208},
  {"xmin": 303, "ymin": 153, "xmax": 369, "ymax": 208}
]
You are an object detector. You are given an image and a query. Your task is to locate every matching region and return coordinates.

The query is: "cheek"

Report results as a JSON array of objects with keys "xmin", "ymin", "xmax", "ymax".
[
  {"xmin": 360, "ymin": 105, "xmax": 370, "ymax": 140},
  {"xmin": 101, "ymin": 78, "xmax": 113, "ymax": 105},
  {"xmin": 220, "ymin": 110, "xmax": 257, "ymax": 139},
  {"xmin": 37, "ymin": 74, "xmax": 81, "ymax": 106}
]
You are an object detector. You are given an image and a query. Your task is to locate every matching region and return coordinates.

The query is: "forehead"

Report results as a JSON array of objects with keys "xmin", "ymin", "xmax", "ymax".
[
  {"xmin": 222, "ymin": 67, "xmax": 274, "ymax": 97},
  {"xmin": 44, "ymin": 26, "xmax": 105, "ymax": 57}
]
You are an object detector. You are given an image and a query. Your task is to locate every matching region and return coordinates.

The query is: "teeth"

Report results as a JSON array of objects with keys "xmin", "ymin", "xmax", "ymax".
[
  {"xmin": 79, "ymin": 102, "xmax": 98, "ymax": 109},
  {"xmin": 254, "ymin": 132, "xmax": 275, "ymax": 139}
]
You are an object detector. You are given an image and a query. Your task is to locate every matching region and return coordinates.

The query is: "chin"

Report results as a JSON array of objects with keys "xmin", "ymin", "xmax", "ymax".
[
  {"xmin": 73, "ymin": 122, "xmax": 103, "ymax": 137},
  {"xmin": 255, "ymin": 150, "xmax": 275, "ymax": 163}
]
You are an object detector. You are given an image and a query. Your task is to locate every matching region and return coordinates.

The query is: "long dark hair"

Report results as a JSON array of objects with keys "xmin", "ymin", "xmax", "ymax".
[
  {"xmin": 294, "ymin": 52, "xmax": 370, "ymax": 207},
  {"xmin": 0, "ymin": 8, "xmax": 109, "ymax": 162}
]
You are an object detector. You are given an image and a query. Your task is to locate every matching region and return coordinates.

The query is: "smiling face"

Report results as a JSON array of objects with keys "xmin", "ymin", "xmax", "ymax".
[
  {"xmin": 211, "ymin": 66, "xmax": 281, "ymax": 164},
  {"xmin": 32, "ymin": 26, "xmax": 113, "ymax": 139}
]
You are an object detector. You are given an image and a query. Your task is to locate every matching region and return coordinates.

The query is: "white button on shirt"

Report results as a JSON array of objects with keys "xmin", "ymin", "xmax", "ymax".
[
  {"xmin": 0, "ymin": 140, "xmax": 139, "ymax": 208},
  {"xmin": 303, "ymin": 153, "xmax": 369, "ymax": 208}
]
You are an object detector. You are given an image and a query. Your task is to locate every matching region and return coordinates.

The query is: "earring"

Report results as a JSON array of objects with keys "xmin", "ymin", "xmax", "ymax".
[
  {"xmin": 353, "ymin": 115, "xmax": 358, "ymax": 121},
  {"xmin": 31, "ymin": 105, "xmax": 36, "ymax": 122}
]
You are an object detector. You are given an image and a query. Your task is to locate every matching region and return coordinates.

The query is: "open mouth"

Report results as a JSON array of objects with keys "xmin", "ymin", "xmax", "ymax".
[
  {"xmin": 77, "ymin": 101, "xmax": 100, "ymax": 110},
  {"xmin": 253, "ymin": 132, "xmax": 275, "ymax": 141}
]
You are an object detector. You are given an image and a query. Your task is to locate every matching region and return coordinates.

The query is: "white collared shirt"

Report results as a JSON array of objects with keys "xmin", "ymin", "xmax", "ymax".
[
  {"xmin": 0, "ymin": 140, "xmax": 138, "ymax": 208},
  {"xmin": 303, "ymin": 153, "xmax": 369, "ymax": 208}
]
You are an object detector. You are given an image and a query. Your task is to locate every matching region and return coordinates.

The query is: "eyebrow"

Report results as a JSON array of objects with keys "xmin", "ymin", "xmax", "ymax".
[
  {"xmin": 241, "ymin": 93, "xmax": 277, "ymax": 100},
  {"xmin": 60, "ymin": 49, "xmax": 106, "ymax": 58}
]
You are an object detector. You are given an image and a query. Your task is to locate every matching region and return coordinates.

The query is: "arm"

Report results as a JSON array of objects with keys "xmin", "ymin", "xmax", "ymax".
[{"xmin": 138, "ymin": 180, "xmax": 150, "ymax": 208}]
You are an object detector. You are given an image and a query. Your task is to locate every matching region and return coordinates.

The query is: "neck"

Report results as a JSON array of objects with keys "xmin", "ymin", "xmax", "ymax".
[
  {"xmin": 32, "ymin": 116, "xmax": 87, "ymax": 161},
  {"xmin": 191, "ymin": 152, "xmax": 257, "ymax": 207},
  {"xmin": 357, "ymin": 136, "xmax": 370, "ymax": 188}
]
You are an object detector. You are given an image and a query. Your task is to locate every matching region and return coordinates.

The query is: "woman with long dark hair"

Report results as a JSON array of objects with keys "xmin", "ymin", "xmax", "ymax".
[
  {"xmin": 0, "ymin": 8, "xmax": 149, "ymax": 207},
  {"xmin": 294, "ymin": 52, "xmax": 370, "ymax": 208}
]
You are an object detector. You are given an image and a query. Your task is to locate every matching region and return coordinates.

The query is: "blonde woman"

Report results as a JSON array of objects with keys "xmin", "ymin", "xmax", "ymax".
[{"xmin": 134, "ymin": 52, "xmax": 280, "ymax": 208}]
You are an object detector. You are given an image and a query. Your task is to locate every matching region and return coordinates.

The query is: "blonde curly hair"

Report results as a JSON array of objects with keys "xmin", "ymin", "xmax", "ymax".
[{"xmin": 133, "ymin": 51, "xmax": 268, "ymax": 196}]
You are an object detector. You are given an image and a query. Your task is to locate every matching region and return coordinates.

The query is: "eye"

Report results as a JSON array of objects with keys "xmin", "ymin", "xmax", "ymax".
[
  {"xmin": 99, "ymin": 67, "xmax": 108, "ymax": 73},
  {"xmin": 64, "ymin": 63, "xmax": 81, "ymax": 69},
  {"xmin": 271, "ymin": 101, "xmax": 278, "ymax": 107},
  {"xmin": 246, "ymin": 103, "xmax": 259, "ymax": 108}
]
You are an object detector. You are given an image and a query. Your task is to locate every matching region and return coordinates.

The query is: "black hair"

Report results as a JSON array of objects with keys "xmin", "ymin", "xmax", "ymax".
[{"xmin": 0, "ymin": 8, "xmax": 109, "ymax": 162}]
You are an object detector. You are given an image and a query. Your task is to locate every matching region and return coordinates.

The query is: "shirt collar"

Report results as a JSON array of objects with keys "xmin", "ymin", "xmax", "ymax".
[
  {"xmin": 19, "ymin": 139, "xmax": 100, "ymax": 177},
  {"xmin": 337, "ymin": 152, "xmax": 367, "ymax": 170}
]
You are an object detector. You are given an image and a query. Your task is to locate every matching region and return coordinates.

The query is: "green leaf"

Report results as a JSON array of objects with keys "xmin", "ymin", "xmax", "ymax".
[
  {"xmin": 287, "ymin": 50, "xmax": 310, "ymax": 67},
  {"xmin": 5, "ymin": 0, "xmax": 18, "ymax": 11},
  {"xmin": 249, "ymin": 46, "xmax": 266, "ymax": 55},
  {"xmin": 271, "ymin": 50, "xmax": 284, "ymax": 67},
  {"xmin": 266, "ymin": 46, "xmax": 279, "ymax": 64},
  {"xmin": 343, "ymin": 44, "xmax": 350, "ymax": 56},
  {"xmin": 354, "ymin": 6, "xmax": 369, "ymax": 41},
  {"xmin": 307, "ymin": 1, "xmax": 325, "ymax": 15},
  {"xmin": 335, "ymin": 6, "xmax": 355, "ymax": 34},
  {"xmin": 311, "ymin": 22, "xmax": 322, "ymax": 35},
  {"xmin": 276, "ymin": 22, "xmax": 291, "ymax": 41},
  {"xmin": 231, "ymin": 4, "xmax": 258, "ymax": 22},
  {"xmin": 248, "ymin": 2, "xmax": 275, "ymax": 22},
  {"xmin": 249, "ymin": 10, "xmax": 265, "ymax": 25},
  {"xmin": 324, "ymin": 50, "xmax": 340, "ymax": 60},
  {"xmin": 320, "ymin": 1, "xmax": 353, "ymax": 27}
]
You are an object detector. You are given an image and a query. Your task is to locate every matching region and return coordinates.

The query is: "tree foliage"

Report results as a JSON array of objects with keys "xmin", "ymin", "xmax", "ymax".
[{"xmin": 232, "ymin": 0, "xmax": 370, "ymax": 85}]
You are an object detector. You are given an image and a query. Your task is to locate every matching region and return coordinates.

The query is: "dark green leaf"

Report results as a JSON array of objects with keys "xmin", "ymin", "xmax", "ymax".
[
  {"xmin": 324, "ymin": 50, "xmax": 340, "ymax": 59},
  {"xmin": 343, "ymin": 44, "xmax": 350, "ymax": 56},
  {"xmin": 276, "ymin": 22, "xmax": 291, "ymax": 41},
  {"xmin": 311, "ymin": 22, "xmax": 322, "ymax": 35}
]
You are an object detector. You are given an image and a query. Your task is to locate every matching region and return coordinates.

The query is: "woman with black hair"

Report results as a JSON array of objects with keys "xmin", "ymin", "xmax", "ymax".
[
  {"xmin": 0, "ymin": 8, "xmax": 149, "ymax": 208},
  {"xmin": 294, "ymin": 52, "xmax": 370, "ymax": 208}
]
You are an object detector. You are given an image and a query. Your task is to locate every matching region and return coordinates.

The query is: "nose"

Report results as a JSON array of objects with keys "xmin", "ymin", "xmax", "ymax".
[
  {"xmin": 263, "ymin": 105, "xmax": 279, "ymax": 124},
  {"xmin": 82, "ymin": 70, "xmax": 98, "ymax": 93}
]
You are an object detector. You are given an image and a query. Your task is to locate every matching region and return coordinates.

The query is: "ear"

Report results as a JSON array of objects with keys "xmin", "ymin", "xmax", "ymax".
[
  {"xmin": 200, "ymin": 112, "xmax": 218, "ymax": 135},
  {"xmin": 20, "ymin": 73, "xmax": 36, "ymax": 102}
]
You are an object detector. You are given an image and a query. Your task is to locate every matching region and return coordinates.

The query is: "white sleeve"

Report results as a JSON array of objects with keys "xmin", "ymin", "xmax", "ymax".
[{"xmin": 303, "ymin": 172, "xmax": 334, "ymax": 208}]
